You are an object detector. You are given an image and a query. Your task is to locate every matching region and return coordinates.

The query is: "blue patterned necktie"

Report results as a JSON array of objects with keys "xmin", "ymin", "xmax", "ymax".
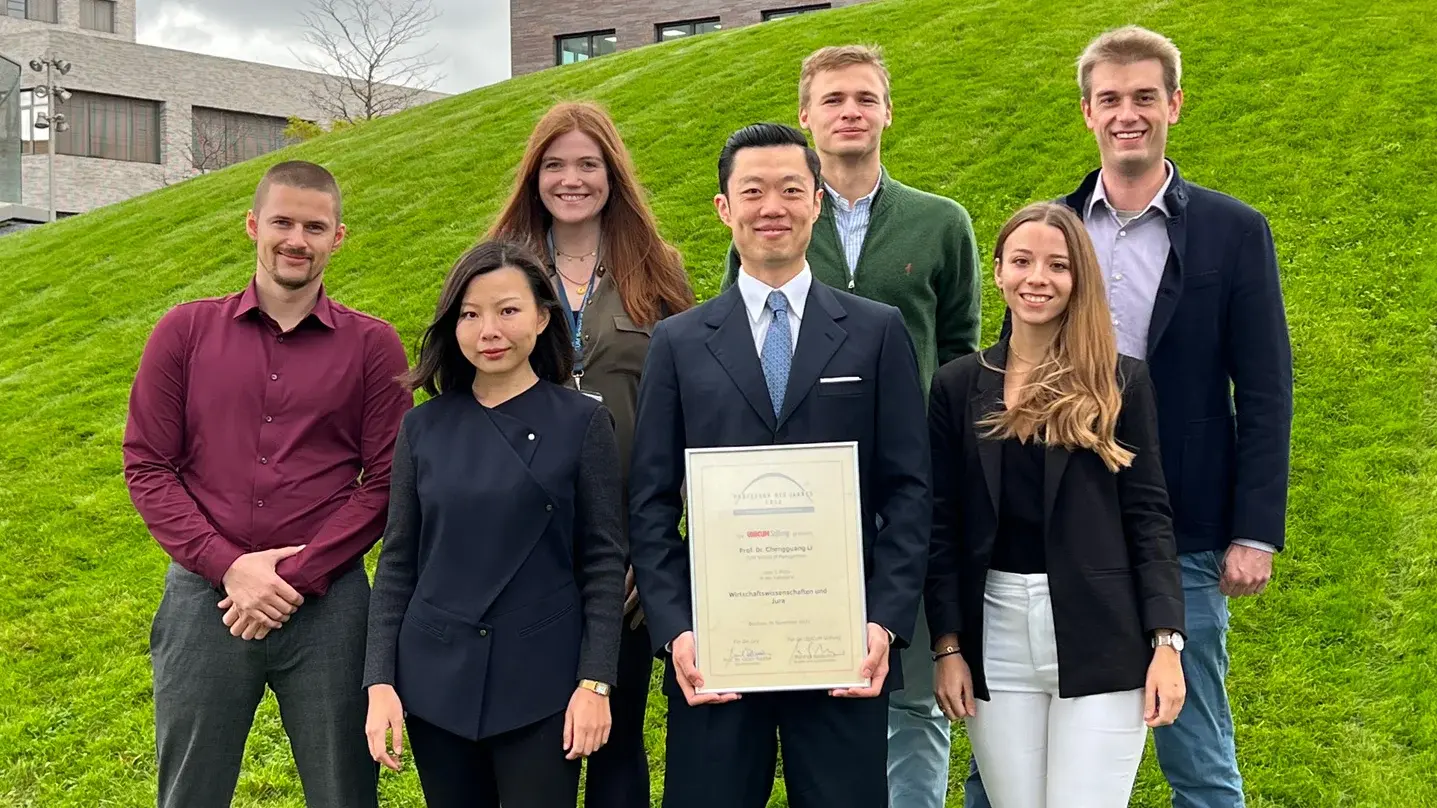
[{"xmin": 761, "ymin": 290, "xmax": 792, "ymax": 418}]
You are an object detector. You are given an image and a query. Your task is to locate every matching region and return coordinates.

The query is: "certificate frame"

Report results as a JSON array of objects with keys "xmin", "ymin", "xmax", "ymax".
[{"xmin": 685, "ymin": 441, "xmax": 869, "ymax": 694}]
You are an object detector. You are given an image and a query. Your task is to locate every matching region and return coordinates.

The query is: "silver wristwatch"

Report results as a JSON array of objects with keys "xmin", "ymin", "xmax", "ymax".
[{"xmin": 1152, "ymin": 632, "xmax": 1185, "ymax": 652}]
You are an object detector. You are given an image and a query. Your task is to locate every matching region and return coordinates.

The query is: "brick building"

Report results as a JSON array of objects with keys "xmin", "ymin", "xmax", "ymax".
[
  {"xmin": 510, "ymin": 0, "xmax": 868, "ymax": 77},
  {"xmin": 0, "ymin": 0, "xmax": 445, "ymax": 221}
]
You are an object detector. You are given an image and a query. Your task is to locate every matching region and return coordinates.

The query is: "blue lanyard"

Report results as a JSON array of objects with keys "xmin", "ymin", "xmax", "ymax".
[{"xmin": 547, "ymin": 231, "xmax": 599, "ymax": 379}]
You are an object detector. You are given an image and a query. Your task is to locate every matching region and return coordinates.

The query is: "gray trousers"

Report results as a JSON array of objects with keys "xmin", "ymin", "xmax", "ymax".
[{"xmin": 150, "ymin": 562, "xmax": 378, "ymax": 808}]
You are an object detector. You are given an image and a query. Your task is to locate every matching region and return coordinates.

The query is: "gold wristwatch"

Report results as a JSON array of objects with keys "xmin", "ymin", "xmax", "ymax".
[{"xmin": 578, "ymin": 679, "xmax": 612, "ymax": 697}]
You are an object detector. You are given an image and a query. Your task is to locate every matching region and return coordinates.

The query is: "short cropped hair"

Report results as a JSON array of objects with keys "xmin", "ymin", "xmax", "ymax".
[
  {"xmin": 799, "ymin": 44, "xmax": 891, "ymax": 109},
  {"xmin": 252, "ymin": 160, "xmax": 343, "ymax": 222},
  {"xmin": 717, "ymin": 123, "xmax": 823, "ymax": 196},
  {"xmin": 1077, "ymin": 26, "xmax": 1182, "ymax": 100}
]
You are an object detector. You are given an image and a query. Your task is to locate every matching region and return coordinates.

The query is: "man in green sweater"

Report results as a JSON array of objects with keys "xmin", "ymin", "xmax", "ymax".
[{"xmin": 718, "ymin": 45, "xmax": 983, "ymax": 808}]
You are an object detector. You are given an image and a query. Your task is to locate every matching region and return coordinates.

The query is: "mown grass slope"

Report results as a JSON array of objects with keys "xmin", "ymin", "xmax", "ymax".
[{"xmin": 1, "ymin": 0, "xmax": 1434, "ymax": 805}]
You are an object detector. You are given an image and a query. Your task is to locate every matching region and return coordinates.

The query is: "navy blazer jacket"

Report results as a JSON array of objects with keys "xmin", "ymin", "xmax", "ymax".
[
  {"xmin": 1007, "ymin": 163, "xmax": 1294, "ymax": 554},
  {"xmin": 628, "ymin": 279, "xmax": 932, "ymax": 694},
  {"xmin": 363, "ymin": 382, "xmax": 626, "ymax": 741}
]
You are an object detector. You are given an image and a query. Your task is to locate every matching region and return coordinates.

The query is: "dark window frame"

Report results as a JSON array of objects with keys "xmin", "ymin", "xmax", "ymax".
[
  {"xmin": 53, "ymin": 90, "xmax": 162, "ymax": 164},
  {"xmin": 79, "ymin": 0, "xmax": 117, "ymax": 33},
  {"xmin": 761, "ymin": 3, "xmax": 832, "ymax": 21},
  {"xmin": 190, "ymin": 106, "xmax": 293, "ymax": 171},
  {"xmin": 554, "ymin": 29, "xmax": 618, "ymax": 66},
  {"xmin": 12, "ymin": 0, "xmax": 59, "ymax": 23},
  {"xmin": 654, "ymin": 17, "xmax": 721, "ymax": 42}
]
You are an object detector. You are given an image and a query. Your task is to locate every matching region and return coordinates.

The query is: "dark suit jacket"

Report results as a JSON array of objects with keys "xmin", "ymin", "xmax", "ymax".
[
  {"xmin": 628, "ymin": 278, "xmax": 932, "ymax": 693},
  {"xmin": 924, "ymin": 343, "xmax": 1184, "ymax": 700},
  {"xmin": 362, "ymin": 382, "xmax": 626, "ymax": 741},
  {"xmin": 1003, "ymin": 163, "xmax": 1294, "ymax": 554}
]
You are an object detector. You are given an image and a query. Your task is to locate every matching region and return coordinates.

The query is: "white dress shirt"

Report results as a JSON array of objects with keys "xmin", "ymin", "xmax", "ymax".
[{"xmin": 736, "ymin": 263, "xmax": 811, "ymax": 356}]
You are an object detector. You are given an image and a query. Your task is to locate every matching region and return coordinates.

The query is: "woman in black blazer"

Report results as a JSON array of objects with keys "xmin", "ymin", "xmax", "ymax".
[
  {"xmin": 926, "ymin": 203, "xmax": 1185, "ymax": 808},
  {"xmin": 362, "ymin": 239, "xmax": 626, "ymax": 808}
]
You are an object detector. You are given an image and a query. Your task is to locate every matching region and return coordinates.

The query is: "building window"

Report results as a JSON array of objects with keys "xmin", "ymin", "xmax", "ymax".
[
  {"xmin": 656, "ymin": 18, "xmax": 721, "ymax": 42},
  {"xmin": 52, "ymin": 91, "xmax": 162, "ymax": 164},
  {"xmin": 5, "ymin": 0, "xmax": 59, "ymax": 23},
  {"xmin": 19, "ymin": 89, "xmax": 50, "ymax": 155},
  {"xmin": 555, "ymin": 30, "xmax": 617, "ymax": 66},
  {"xmin": 190, "ymin": 107, "xmax": 291, "ymax": 171},
  {"xmin": 762, "ymin": 4, "xmax": 831, "ymax": 21},
  {"xmin": 80, "ymin": 0, "xmax": 116, "ymax": 33}
]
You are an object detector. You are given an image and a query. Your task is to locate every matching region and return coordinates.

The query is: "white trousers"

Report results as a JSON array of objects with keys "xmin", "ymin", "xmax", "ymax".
[{"xmin": 966, "ymin": 570, "xmax": 1147, "ymax": 808}]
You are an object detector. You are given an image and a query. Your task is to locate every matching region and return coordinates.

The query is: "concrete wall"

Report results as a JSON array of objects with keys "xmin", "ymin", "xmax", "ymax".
[
  {"xmin": 1, "ymin": 24, "xmax": 446, "ymax": 213},
  {"xmin": 511, "ymin": 0, "xmax": 866, "ymax": 77},
  {"xmin": 0, "ymin": 0, "xmax": 136, "ymax": 42}
]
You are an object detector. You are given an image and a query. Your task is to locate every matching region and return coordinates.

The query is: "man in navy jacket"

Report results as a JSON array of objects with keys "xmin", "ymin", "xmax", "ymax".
[{"xmin": 979, "ymin": 26, "xmax": 1293, "ymax": 808}]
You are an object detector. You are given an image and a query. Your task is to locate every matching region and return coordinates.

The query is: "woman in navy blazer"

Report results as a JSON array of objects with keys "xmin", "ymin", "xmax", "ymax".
[
  {"xmin": 362, "ymin": 239, "xmax": 626, "ymax": 808},
  {"xmin": 926, "ymin": 203, "xmax": 1186, "ymax": 807}
]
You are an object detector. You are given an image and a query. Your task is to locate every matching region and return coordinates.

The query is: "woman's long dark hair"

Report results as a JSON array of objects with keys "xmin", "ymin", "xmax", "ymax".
[{"xmin": 406, "ymin": 239, "xmax": 573, "ymax": 397}]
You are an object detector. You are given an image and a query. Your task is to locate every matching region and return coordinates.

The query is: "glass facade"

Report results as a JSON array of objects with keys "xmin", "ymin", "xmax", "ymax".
[
  {"xmin": 0, "ymin": 55, "xmax": 19, "ymax": 203},
  {"xmin": 657, "ymin": 18, "xmax": 722, "ymax": 41},
  {"xmin": 556, "ymin": 30, "xmax": 617, "ymax": 65}
]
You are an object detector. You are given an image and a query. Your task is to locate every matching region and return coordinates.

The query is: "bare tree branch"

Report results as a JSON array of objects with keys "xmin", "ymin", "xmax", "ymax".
[{"xmin": 291, "ymin": 0, "xmax": 444, "ymax": 123}]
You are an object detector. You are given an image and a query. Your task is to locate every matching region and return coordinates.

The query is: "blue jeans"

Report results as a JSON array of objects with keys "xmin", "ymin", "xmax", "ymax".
[
  {"xmin": 887, "ymin": 599, "xmax": 952, "ymax": 808},
  {"xmin": 961, "ymin": 550, "xmax": 1245, "ymax": 808}
]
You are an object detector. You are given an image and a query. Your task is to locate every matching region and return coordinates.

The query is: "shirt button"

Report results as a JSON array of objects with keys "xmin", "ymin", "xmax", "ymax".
[
  {"xmin": 1113, "ymin": 273, "xmax": 1124, "ymax": 281},
  {"xmin": 1113, "ymin": 318, "xmax": 1121, "ymax": 327},
  {"xmin": 260, "ymin": 457, "xmax": 268, "ymax": 465},
  {"xmin": 545, "ymin": 504, "xmax": 553, "ymax": 512},
  {"xmin": 270, "ymin": 373, "xmax": 279, "ymax": 381},
  {"xmin": 527, "ymin": 433, "xmax": 536, "ymax": 441},
  {"xmin": 257, "ymin": 499, "xmax": 265, "ymax": 508},
  {"xmin": 277, "ymin": 336, "xmax": 285, "ymax": 343},
  {"xmin": 479, "ymin": 629, "xmax": 489, "ymax": 637},
  {"xmin": 1119, "ymin": 230, "xmax": 1127, "ymax": 237},
  {"xmin": 265, "ymin": 416, "xmax": 273, "ymax": 423}
]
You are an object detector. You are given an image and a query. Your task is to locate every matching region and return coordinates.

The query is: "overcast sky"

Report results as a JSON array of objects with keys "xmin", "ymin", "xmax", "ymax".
[{"xmin": 135, "ymin": 0, "xmax": 511, "ymax": 96}]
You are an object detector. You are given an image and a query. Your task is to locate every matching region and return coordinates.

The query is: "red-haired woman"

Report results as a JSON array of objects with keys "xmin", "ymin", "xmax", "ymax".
[{"xmin": 488, "ymin": 100, "xmax": 694, "ymax": 807}]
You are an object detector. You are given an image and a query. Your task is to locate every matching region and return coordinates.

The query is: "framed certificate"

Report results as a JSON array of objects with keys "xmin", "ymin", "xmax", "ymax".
[{"xmin": 686, "ymin": 442, "xmax": 869, "ymax": 693}]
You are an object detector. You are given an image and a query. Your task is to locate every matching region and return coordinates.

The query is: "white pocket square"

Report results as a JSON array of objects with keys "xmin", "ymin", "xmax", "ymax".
[{"xmin": 819, "ymin": 376, "xmax": 862, "ymax": 383}]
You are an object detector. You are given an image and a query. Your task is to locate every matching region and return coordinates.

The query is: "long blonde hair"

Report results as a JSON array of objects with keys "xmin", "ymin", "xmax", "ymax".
[{"xmin": 980, "ymin": 202, "xmax": 1134, "ymax": 472}]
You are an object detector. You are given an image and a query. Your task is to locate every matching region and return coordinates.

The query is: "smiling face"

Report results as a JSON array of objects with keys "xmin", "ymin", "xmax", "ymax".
[
  {"xmin": 799, "ymin": 63, "xmax": 891, "ymax": 160},
  {"xmin": 995, "ymin": 221, "xmax": 1074, "ymax": 330},
  {"xmin": 715, "ymin": 144, "xmax": 823, "ymax": 272},
  {"xmin": 1082, "ymin": 58, "xmax": 1182, "ymax": 178},
  {"xmin": 455, "ymin": 266, "xmax": 551, "ymax": 380},
  {"xmin": 538, "ymin": 129, "xmax": 610, "ymax": 226},
  {"xmin": 246, "ymin": 183, "xmax": 345, "ymax": 292}
]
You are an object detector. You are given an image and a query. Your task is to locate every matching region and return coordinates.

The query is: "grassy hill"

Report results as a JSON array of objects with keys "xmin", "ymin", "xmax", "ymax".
[{"xmin": 2, "ymin": 0, "xmax": 1435, "ymax": 804}]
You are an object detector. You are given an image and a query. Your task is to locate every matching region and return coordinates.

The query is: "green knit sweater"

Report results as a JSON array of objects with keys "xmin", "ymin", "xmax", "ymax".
[{"xmin": 720, "ymin": 168, "xmax": 983, "ymax": 390}]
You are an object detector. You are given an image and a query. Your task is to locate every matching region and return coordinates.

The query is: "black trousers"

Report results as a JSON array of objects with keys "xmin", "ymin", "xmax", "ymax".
[
  {"xmin": 583, "ymin": 619, "xmax": 654, "ymax": 808},
  {"xmin": 408, "ymin": 710, "xmax": 580, "ymax": 808},
  {"xmin": 659, "ymin": 662, "xmax": 889, "ymax": 808}
]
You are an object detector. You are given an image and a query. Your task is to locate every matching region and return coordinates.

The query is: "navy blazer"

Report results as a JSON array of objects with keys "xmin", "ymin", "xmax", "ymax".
[
  {"xmin": 1007, "ymin": 163, "xmax": 1294, "ymax": 553},
  {"xmin": 628, "ymin": 278, "xmax": 932, "ymax": 694},
  {"xmin": 363, "ymin": 382, "xmax": 626, "ymax": 741}
]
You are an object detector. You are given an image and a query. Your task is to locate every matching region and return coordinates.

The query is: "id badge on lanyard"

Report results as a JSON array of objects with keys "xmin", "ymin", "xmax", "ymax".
[{"xmin": 548, "ymin": 230, "xmax": 604, "ymax": 404}]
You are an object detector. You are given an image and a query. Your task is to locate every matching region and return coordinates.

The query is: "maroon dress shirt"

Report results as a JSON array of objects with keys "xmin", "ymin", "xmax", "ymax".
[{"xmin": 123, "ymin": 280, "xmax": 413, "ymax": 596}]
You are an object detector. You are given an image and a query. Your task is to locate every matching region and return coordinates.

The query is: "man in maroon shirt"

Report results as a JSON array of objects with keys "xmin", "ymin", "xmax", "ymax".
[{"xmin": 123, "ymin": 160, "xmax": 412, "ymax": 808}]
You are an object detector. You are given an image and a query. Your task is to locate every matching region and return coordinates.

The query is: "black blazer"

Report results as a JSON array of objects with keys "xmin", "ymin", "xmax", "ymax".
[
  {"xmin": 629, "ymin": 279, "xmax": 931, "ymax": 693},
  {"xmin": 363, "ymin": 381, "xmax": 626, "ymax": 741},
  {"xmin": 924, "ymin": 342, "xmax": 1184, "ymax": 700},
  {"xmin": 1005, "ymin": 162, "xmax": 1294, "ymax": 554}
]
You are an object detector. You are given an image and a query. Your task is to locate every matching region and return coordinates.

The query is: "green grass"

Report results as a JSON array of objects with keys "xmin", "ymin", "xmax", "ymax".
[{"xmin": 2, "ymin": 0, "xmax": 1435, "ymax": 804}]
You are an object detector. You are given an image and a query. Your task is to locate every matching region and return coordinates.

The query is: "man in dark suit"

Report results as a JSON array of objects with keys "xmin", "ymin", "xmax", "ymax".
[
  {"xmin": 975, "ymin": 26, "xmax": 1294, "ymax": 808},
  {"xmin": 628, "ymin": 123, "xmax": 931, "ymax": 808}
]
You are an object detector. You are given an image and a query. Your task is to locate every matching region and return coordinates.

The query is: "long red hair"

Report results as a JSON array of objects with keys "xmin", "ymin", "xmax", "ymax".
[{"xmin": 487, "ymin": 101, "xmax": 694, "ymax": 326}]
